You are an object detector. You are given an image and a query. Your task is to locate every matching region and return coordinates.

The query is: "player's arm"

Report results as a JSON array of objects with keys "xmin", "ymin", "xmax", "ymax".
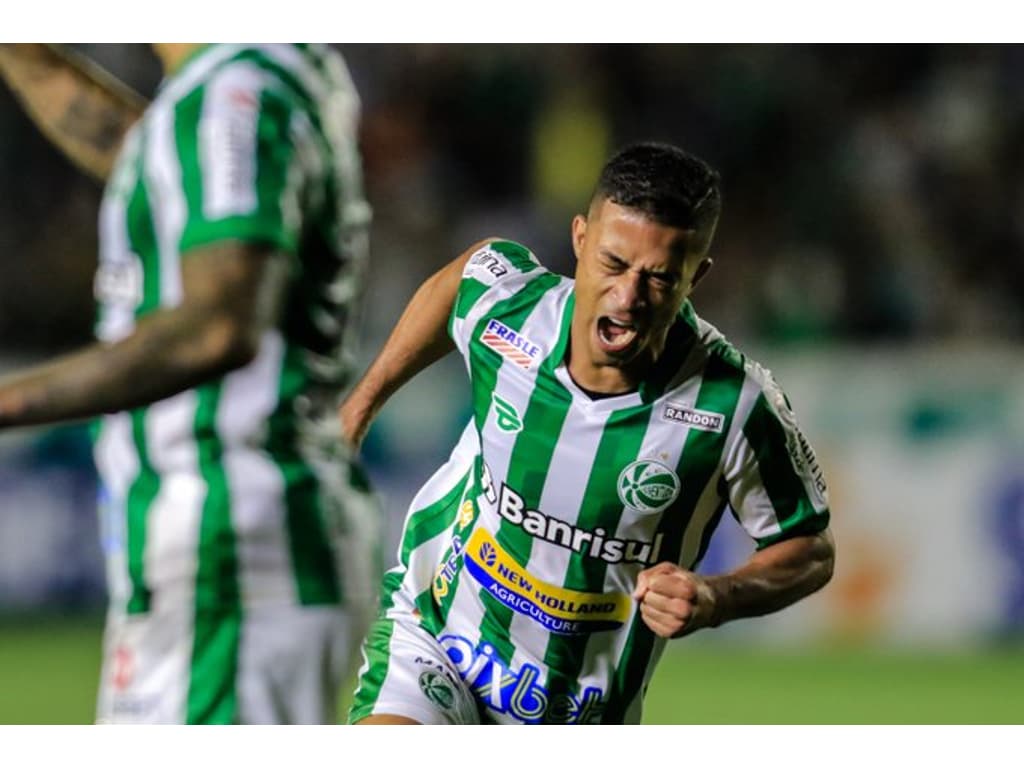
[
  {"xmin": 0, "ymin": 44, "xmax": 147, "ymax": 181},
  {"xmin": 633, "ymin": 529, "xmax": 834, "ymax": 638},
  {"xmin": 339, "ymin": 238, "xmax": 498, "ymax": 450},
  {"xmin": 0, "ymin": 242, "xmax": 287, "ymax": 429}
]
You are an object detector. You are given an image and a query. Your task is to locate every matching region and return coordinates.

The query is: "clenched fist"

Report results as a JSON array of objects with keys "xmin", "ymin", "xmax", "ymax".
[{"xmin": 632, "ymin": 562, "xmax": 722, "ymax": 638}]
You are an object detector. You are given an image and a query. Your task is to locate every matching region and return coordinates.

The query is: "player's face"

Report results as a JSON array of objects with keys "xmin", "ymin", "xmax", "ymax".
[{"xmin": 571, "ymin": 199, "xmax": 712, "ymax": 384}]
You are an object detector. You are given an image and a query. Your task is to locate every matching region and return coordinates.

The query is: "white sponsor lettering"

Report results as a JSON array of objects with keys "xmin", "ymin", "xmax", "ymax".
[{"xmin": 661, "ymin": 403, "xmax": 724, "ymax": 433}]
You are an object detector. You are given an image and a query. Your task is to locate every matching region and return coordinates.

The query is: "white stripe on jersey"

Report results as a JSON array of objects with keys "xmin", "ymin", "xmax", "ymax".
[
  {"xmin": 199, "ymin": 63, "xmax": 263, "ymax": 220},
  {"xmin": 719, "ymin": 365, "xmax": 793, "ymax": 544},
  {"xmin": 143, "ymin": 99, "xmax": 185, "ymax": 307},
  {"xmin": 94, "ymin": 413, "xmax": 140, "ymax": 608},
  {"xmin": 96, "ymin": 129, "xmax": 142, "ymax": 343},
  {"xmin": 144, "ymin": 391, "xmax": 203, "ymax": 602},
  {"xmin": 216, "ymin": 330, "xmax": 292, "ymax": 605}
]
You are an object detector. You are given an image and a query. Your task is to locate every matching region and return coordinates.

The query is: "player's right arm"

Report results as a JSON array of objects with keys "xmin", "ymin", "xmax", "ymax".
[
  {"xmin": 0, "ymin": 44, "xmax": 146, "ymax": 181},
  {"xmin": 338, "ymin": 238, "xmax": 498, "ymax": 450},
  {"xmin": 0, "ymin": 242, "xmax": 288, "ymax": 428}
]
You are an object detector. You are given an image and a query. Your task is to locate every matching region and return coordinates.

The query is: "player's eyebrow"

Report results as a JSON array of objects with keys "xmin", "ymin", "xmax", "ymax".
[{"xmin": 599, "ymin": 249, "xmax": 628, "ymax": 267}]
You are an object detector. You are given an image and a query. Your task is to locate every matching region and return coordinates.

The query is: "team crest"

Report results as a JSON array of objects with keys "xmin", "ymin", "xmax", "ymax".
[
  {"xmin": 617, "ymin": 460, "xmax": 680, "ymax": 513},
  {"xmin": 418, "ymin": 671, "xmax": 455, "ymax": 711}
]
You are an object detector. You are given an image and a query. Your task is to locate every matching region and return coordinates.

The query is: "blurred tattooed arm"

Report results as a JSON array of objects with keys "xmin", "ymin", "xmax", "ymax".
[{"xmin": 0, "ymin": 43, "xmax": 147, "ymax": 181}]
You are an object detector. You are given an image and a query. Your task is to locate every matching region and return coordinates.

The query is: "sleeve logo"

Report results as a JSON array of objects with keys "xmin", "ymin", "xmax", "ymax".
[{"xmin": 465, "ymin": 245, "xmax": 510, "ymax": 286}]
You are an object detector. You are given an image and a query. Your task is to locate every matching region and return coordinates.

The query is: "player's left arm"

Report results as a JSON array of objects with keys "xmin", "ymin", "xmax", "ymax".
[
  {"xmin": 635, "ymin": 366, "xmax": 835, "ymax": 639},
  {"xmin": 0, "ymin": 241, "xmax": 287, "ymax": 429},
  {"xmin": 633, "ymin": 529, "xmax": 834, "ymax": 638}
]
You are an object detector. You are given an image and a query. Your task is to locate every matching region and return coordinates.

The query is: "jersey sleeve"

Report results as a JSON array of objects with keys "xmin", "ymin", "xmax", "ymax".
[
  {"xmin": 723, "ymin": 365, "xmax": 830, "ymax": 549},
  {"xmin": 176, "ymin": 62, "xmax": 312, "ymax": 255},
  {"xmin": 448, "ymin": 240, "xmax": 545, "ymax": 357}
]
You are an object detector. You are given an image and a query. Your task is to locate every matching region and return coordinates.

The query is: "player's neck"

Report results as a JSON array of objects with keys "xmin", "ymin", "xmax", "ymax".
[{"xmin": 565, "ymin": 340, "xmax": 644, "ymax": 397}]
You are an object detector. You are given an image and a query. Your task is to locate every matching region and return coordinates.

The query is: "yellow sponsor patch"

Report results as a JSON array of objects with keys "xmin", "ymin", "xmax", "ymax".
[{"xmin": 464, "ymin": 528, "xmax": 632, "ymax": 634}]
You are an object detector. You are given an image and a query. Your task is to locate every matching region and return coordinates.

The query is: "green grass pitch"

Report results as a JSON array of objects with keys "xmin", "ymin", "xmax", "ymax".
[{"xmin": 1, "ymin": 616, "xmax": 1020, "ymax": 724}]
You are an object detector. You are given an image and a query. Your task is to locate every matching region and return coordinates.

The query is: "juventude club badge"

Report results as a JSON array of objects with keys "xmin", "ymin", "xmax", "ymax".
[
  {"xmin": 617, "ymin": 460, "xmax": 680, "ymax": 513},
  {"xmin": 418, "ymin": 671, "xmax": 455, "ymax": 711}
]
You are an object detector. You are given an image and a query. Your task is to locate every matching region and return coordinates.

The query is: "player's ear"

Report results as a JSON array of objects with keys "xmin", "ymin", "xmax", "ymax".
[
  {"xmin": 690, "ymin": 257, "xmax": 713, "ymax": 290},
  {"xmin": 571, "ymin": 214, "xmax": 587, "ymax": 262}
]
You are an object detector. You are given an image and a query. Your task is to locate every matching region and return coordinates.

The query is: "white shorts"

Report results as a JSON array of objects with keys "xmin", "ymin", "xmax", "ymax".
[
  {"xmin": 95, "ymin": 599, "xmax": 371, "ymax": 724},
  {"xmin": 348, "ymin": 607, "xmax": 481, "ymax": 725}
]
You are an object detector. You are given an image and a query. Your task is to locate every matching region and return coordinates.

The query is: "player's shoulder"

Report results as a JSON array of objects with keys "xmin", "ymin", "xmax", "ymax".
[
  {"xmin": 688, "ymin": 305, "xmax": 779, "ymax": 393},
  {"xmin": 461, "ymin": 238, "xmax": 546, "ymax": 287},
  {"xmin": 165, "ymin": 45, "xmax": 321, "ymax": 108},
  {"xmin": 690, "ymin": 306, "xmax": 796, "ymax": 414}
]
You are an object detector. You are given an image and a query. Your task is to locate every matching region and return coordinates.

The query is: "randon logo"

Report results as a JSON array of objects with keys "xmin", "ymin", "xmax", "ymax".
[{"xmin": 617, "ymin": 460, "xmax": 680, "ymax": 513}]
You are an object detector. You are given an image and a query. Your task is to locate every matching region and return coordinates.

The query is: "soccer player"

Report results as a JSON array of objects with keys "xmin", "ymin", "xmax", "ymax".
[
  {"xmin": 0, "ymin": 44, "xmax": 380, "ymax": 724},
  {"xmin": 339, "ymin": 142, "xmax": 835, "ymax": 724}
]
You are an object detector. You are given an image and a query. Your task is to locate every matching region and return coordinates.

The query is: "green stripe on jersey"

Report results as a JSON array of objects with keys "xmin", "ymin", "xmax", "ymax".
[
  {"xmin": 174, "ymin": 87, "xmax": 205, "ymax": 242},
  {"xmin": 124, "ymin": 410, "xmax": 157, "ymax": 614},
  {"xmin": 186, "ymin": 383, "xmax": 241, "ymax": 723},
  {"xmin": 742, "ymin": 394, "xmax": 829, "ymax": 547},
  {"xmin": 267, "ymin": 345, "xmax": 342, "ymax": 605},
  {"xmin": 603, "ymin": 351, "xmax": 746, "ymax": 722},
  {"xmin": 186, "ymin": 608, "xmax": 242, "ymax": 724},
  {"xmin": 488, "ymin": 240, "xmax": 538, "ymax": 272},
  {"xmin": 453, "ymin": 240, "xmax": 541, "ymax": 324},
  {"xmin": 453, "ymin": 278, "xmax": 490, "ymax": 324},
  {"xmin": 121, "ymin": 150, "xmax": 163, "ymax": 615}
]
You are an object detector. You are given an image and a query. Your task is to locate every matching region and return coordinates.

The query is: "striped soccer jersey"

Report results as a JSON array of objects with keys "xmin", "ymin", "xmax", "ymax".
[
  {"xmin": 382, "ymin": 240, "xmax": 830, "ymax": 724},
  {"xmin": 92, "ymin": 44, "xmax": 372, "ymax": 618}
]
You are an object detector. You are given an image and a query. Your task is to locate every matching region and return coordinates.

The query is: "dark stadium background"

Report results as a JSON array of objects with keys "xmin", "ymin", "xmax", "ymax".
[{"xmin": 1, "ymin": 44, "xmax": 1022, "ymax": 723}]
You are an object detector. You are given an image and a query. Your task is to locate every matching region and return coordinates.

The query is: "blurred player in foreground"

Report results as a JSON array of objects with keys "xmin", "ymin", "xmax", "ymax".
[
  {"xmin": 340, "ymin": 142, "xmax": 835, "ymax": 724},
  {"xmin": 0, "ymin": 44, "xmax": 380, "ymax": 723}
]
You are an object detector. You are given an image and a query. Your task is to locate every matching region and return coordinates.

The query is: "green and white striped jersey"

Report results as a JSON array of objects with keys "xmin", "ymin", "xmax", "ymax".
[
  {"xmin": 383, "ymin": 240, "xmax": 830, "ymax": 724},
  {"xmin": 92, "ymin": 44, "xmax": 371, "ymax": 615}
]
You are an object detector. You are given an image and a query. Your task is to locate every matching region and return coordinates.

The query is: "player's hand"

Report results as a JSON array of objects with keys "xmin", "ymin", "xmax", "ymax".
[{"xmin": 632, "ymin": 562, "xmax": 720, "ymax": 638}]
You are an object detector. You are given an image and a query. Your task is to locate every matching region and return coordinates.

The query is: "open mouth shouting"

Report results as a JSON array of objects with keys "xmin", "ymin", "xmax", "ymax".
[{"xmin": 596, "ymin": 315, "xmax": 640, "ymax": 356}]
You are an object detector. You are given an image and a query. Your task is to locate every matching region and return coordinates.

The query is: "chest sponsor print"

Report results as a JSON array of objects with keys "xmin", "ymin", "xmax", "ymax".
[
  {"xmin": 661, "ymin": 403, "xmax": 725, "ymax": 433},
  {"xmin": 479, "ymin": 319, "xmax": 542, "ymax": 370},
  {"xmin": 463, "ymin": 527, "xmax": 632, "ymax": 635}
]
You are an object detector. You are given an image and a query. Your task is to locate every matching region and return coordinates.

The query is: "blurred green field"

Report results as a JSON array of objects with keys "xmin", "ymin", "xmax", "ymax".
[{"xmin": 1, "ymin": 616, "xmax": 1021, "ymax": 724}]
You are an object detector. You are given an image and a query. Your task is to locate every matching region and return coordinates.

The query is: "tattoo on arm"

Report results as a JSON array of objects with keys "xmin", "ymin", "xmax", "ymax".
[
  {"xmin": 0, "ymin": 44, "xmax": 147, "ymax": 180},
  {"xmin": 56, "ymin": 91, "xmax": 133, "ymax": 153}
]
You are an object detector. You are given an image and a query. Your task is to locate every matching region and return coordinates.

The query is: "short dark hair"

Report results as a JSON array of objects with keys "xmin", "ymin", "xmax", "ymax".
[{"xmin": 591, "ymin": 142, "xmax": 721, "ymax": 245}]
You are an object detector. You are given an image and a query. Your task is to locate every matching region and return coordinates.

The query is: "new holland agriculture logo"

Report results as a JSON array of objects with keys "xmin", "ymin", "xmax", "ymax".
[{"xmin": 617, "ymin": 460, "xmax": 680, "ymax": 513}]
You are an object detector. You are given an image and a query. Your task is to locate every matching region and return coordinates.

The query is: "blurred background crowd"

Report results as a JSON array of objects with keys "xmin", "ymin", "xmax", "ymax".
[{"xmin": 1, "ymin": 45, "xmax": 1022, "ymax": 656}]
